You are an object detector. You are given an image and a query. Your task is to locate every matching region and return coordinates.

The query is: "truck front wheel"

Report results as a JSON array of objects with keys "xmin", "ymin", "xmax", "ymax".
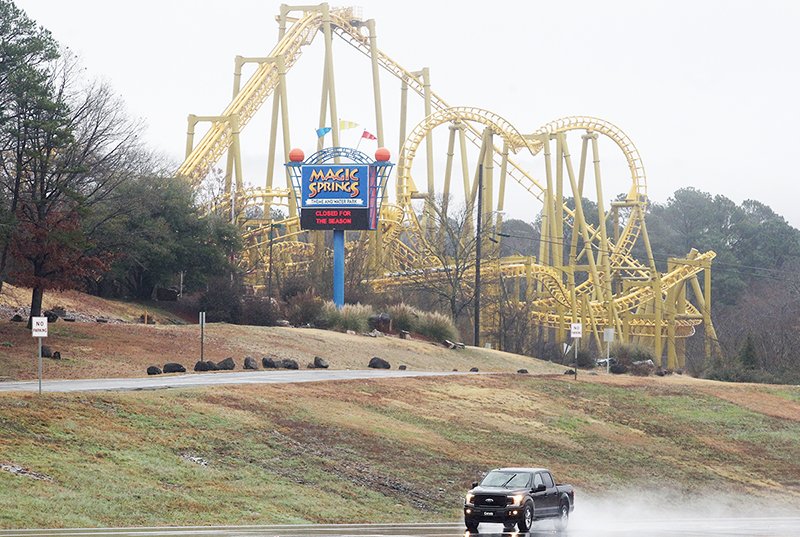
[{"xmin": 517, "ymin": 502, "xmax": 534, "ymax": 532}]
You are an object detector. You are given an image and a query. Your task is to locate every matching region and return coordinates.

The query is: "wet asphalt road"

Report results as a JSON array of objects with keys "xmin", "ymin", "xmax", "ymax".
[
  {"xmin": 0, "ymin": 369, "xmax": 468, "ymax": 393},
  {"xmin": 1, "ymin": 519, "xmax": 800, "ymax": 537}
]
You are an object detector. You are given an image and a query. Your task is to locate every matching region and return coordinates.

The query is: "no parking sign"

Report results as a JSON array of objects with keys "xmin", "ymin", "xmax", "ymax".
[{"xmin": 32, "ymin": 317, "xmax": 48, "ymax": 338}]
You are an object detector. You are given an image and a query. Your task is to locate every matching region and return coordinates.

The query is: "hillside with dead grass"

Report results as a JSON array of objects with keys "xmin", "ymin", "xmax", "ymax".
[
  {"xmin": 0, "ymin": 284, "xmax": 565, "ymax": 380},
  {"xmin": 0, "ymin": 317, "xmax": 562, "ymax": 381},
  {"xmin": 0, "ymin": 374, "xmax": 797, "ymax": 528}
]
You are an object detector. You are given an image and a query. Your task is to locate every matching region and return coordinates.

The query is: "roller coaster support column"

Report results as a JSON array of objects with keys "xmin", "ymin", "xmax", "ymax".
[
  {"xmin": 473, "ymin": 163, "xmax": 484, "ymax": 347},
  {"xmin": 367, "ymin": 19, "xmax": 385, "ymax": 270},
  {"xmin": 333, "ymin": 229, "xmax": 345, "ymax": 308},
  {"xmin": 422, "ymin": 68, "xmax": 434, "ymax": 238}
]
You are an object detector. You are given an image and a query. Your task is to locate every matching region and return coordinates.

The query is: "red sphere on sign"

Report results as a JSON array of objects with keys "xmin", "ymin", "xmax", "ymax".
[
  {"xmin": 375, "ymin": 147, "xmax": 391, "ymax": 162},
  {"xmin": 289, "ymin": 148, "xmax": 305, "ymax": 162}
]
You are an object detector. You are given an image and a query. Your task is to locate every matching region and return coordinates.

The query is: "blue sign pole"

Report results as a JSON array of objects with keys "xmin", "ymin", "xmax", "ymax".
[{"xmin": 333, "ymin": 229, "xmax": 345, "ymax": 308}]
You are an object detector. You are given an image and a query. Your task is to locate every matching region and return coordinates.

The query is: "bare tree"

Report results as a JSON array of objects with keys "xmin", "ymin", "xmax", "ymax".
[
  {"xmin": 403, "ymin": 198, "xmax": 481, "ymax": 324},
  {"xmin": 2, "ymin": 52, "xmax": 144, "ymax": 323}
]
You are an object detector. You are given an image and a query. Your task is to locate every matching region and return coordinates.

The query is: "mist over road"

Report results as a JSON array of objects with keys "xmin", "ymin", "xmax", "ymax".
[{"xmin": 2, "ymin": 518, "xmax": 799, "ymax": 537}]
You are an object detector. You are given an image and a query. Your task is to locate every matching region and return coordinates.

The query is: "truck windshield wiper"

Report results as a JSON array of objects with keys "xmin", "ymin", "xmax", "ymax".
[{"xmin": 500, "ymin": 473, "xmax": 517, "ymax": 487}]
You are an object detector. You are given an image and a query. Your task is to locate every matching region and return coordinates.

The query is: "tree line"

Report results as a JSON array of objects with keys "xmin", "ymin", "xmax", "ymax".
[
  {"xmin": 389, "ymin": 188, "xmax": 800, "ymax": 383},
  {"xmin": 0, "ymin": 1, "xmax": 238, "ymax": 324}
]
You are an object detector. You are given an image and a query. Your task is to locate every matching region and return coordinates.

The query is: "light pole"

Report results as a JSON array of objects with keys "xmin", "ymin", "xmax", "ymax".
[{"xmin": 474, "ymin": 164, "xmax": 483, "ymax": 347}]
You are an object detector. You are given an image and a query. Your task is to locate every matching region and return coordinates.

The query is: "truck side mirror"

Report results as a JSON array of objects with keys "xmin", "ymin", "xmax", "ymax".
[
  {"xmin": 471, "ymin": 481, "xmax": 479, "ymax": 488},
  {"xmin": 533, "ymin": 484, "xmax": 546, "ymax": 493}
]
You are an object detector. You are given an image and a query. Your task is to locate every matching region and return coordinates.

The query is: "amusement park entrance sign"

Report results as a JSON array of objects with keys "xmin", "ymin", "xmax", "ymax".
[
  {"xmin": 286, "ymin": 146, "xmax": 393, "ymax": 308},
  {"xmin": 298, "ymin": 163, "xmax": 376, "ymax": 230}
]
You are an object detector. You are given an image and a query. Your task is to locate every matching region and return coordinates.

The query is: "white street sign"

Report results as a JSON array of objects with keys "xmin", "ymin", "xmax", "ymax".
[
  {"xmin": 603, "ymin": 328, "xmax": 615, "ymax": 342},
  {"xmin": 32, "ymin": 317, "xmax": 48, "ymax": 338},
  {"xmin": 570, "ymin": 322, "xmax": 582, "ymax": 339}
]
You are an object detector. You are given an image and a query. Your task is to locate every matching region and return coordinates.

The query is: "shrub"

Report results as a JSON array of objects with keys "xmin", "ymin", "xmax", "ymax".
[
  {"xmin": 416, "ymin": 311, "xmax": 459, "ymax": 342},
  {"xmin": 575, "ymin": 349, "xmax": 595, "ymax": 368},
  {"xmin": 336, "ymin": 303, "xmax": 374, "ymax": 332},
  {"xmin": 240, "ymin": 297, "xmax": 280, "ymax": 326},
  {"xmin": 318, "ymin": 301, "xmax": 374, "ymax": 333},
  {"xmin": 387, "ymin": 303, "xmax": 419, "ymax": 333},
  {"xmin": 199, "ymin": 277, "xmax": 241, "ymax": 323},
  {"xmin": 280, "ymin": 276, "xmax": 313, "ymax": 302},
  {"xmin": 704, "ymin": 355, "xmax": 778, "ymax": 383},
  {"xmin": 316, "ymin": 301, "xmax": 339, "ymax": 330},
  {"xmin": 285, "ymin": 290, "xmax": 323, "ymax": 326},
  {"xmin": 611, "ymin": 342, "xmax": 656, "ymax": 366}
]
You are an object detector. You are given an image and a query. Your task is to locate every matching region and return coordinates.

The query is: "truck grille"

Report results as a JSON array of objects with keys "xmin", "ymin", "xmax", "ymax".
[{"xmin": 474, "ymin": 494, "xmax": 507, "ymax": 507}]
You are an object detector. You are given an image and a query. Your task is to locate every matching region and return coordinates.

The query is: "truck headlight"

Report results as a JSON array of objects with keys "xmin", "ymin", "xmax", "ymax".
[
  {"xmin": 465, "ymin": 493, "xmax": 474, "ymax": 505},
  {"xmin": 507, "ymin": 494, "xmax": 524, "ymax": 506}
]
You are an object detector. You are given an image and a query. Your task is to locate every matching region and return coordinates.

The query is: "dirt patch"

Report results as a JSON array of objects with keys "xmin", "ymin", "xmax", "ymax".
[{"xmin": 0, "ymin": 462, "xmax": 54, "ymax": 481}]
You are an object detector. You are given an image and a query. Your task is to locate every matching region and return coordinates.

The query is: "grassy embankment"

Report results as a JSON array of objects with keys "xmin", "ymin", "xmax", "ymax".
[{"xmin": 1, "ymin": 374, "xmax": 798, "ymax": 528}]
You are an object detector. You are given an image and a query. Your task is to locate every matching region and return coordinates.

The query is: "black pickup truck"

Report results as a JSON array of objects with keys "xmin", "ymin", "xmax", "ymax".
[{"xmin": 464, "ymin": 467, "xmax": 574, "ymax": 533}]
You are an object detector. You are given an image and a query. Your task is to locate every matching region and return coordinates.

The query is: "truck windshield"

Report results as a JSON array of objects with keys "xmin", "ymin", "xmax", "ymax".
[{"xmin": 480, "ymin": 471, "xmax": 531, "ymax": 488}]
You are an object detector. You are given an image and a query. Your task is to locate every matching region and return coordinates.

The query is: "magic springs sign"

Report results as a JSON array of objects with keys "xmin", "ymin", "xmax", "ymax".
[{"xmin": 300, "ymin": 164, "xmax": 376, "ymax": 230}]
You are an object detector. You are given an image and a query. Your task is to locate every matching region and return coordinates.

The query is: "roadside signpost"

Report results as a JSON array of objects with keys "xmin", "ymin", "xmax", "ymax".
[
  {"xmin": 603, "ymin": 327, "xmax": 615, "ymax": 374},
  {"xmin": 199, "ymin": 311, "xmax": 206, "ymax": 362},
  {"xmin": 570, "ymin": 323, "xmax": 582, "ymax": 380},
  {"xmin": 31, "ymin": 316, "xmax": 48, "ymax": 395}
]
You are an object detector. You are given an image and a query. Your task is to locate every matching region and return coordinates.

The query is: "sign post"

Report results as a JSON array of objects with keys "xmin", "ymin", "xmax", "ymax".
[
  {"xmin": 570, "ymin": 322, "xmax": 582, "ymax": 380},
  {"xmin": 31, "ymin": 316, "xmax": 48, "ymax": 394},
  {"xmin": 603, "ymin": 327, "xmax": 615, "ymax": 374},
  {"xmin": 199, "ymin": 311, "xmax": 206, "ymax": 362}
]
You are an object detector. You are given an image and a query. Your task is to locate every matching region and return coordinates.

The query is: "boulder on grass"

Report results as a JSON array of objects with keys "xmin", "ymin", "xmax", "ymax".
[
  {"xmin": 609, "ymin": 363, "xmax": 628, "ymax": 375},
  {"xmin": 281, "ymin": 358, "xmax": 299, "ymax": 370},
  {"xmin": 368, "ymin": 313, "xmax": 391, "ymax": 332},
  {"xmin": 51, "ymin": 351, "xmax": 61, "ymax": 360},
  {"xmin": 368, "ymin": 356, "xmax": 390, "ymax": 369},
  {"xmin": 217, "ymin": 357, "xmax": 235, "ymax": 370},
  {"xmin": 205, "ymin": 361, "xmax": 219, "ymax": 371},
  {"xmin": 398, "ymin": 365, "xmax": 407, "ymax": 371},
  {"xmin": 564, "ymin": 369, "xmax": 576, "ymax": 375},
  {"xmin": 147, "ymin": 366, "xmax": 162, "ymax": 375},
  {"xmin": 244, "ymin": 356, "xmax": 258, "ymax": 370},
  {"xmin": 163, "ymin": 362, "xmax": 186, "ymax": 373},
  {"xmin": 41, "ymin": 345, "xmax": 53, "ymax": 358},
  {"xmin": 10, "ymin": 313, "xmax": 24, "ymax": 322},
  {"xmin": 469, "ymin": 367, "xmax": 479, "ymax": 372},
  {"xmin": 194, "ymin": 360, "xmax": 210, "ymax": 372},
  {"xmin": 313, "ymin": 356, "xmax": 329, "ymax": 369},
  {"xmin": 517, "ymin": 369, "xmax": 529, "ymax": 374},
  {"xmin": 262, "ymin": 356, "xmax": 277, "ymax": 368},
  {"xmin": 43, "ymin": 310, "xmax": 59, "ymax": 323}
]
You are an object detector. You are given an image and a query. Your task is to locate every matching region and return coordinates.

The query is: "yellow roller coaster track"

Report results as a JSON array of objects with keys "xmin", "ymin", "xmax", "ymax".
[{"xmin": 177, "ymin": 3, "xmax": 721, "ymax": 369}]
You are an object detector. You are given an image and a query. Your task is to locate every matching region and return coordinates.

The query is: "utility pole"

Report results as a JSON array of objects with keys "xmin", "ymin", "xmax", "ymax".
[{"xmin": 473, "ymin": 164, "xmax": 483, "ymax": 347}]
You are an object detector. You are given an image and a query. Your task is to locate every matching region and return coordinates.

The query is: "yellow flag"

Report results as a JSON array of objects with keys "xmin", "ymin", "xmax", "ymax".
[{"xmin": 339, "ymin": 119, "xmax": 359, "ymax": 130}]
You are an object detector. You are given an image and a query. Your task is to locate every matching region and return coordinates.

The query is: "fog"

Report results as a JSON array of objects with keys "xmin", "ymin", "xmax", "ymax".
[{"xmin": 531, "ymin": 489, "xmax": 799, "ymax": 536}]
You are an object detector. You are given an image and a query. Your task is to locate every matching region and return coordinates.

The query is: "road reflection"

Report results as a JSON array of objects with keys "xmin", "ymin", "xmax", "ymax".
[
  {"xmin": 465, "ymin": 518, "xmax": 800, "ymax": 537},
  {"xmin": 2, "ymin": 519, "xmax": 799, "ymax": 537}
]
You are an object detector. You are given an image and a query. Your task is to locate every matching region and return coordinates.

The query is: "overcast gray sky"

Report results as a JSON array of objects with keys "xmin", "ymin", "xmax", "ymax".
[{"xmin": 15, "ymin": 0, "xmax": 800, "ymax": 228}]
